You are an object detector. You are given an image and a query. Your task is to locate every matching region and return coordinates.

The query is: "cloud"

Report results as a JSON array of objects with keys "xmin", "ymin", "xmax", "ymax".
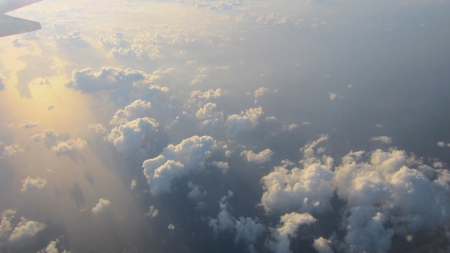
[
  {"xmin": 226, "ymin": 107, "xmax": 264, "ymax": 136},
  {"xmin": 145, "ymin": 206, "xmax": 159, "ymax": 218},
  {"xmin": 143, "ymin": 135, "xmax": 215, "ymax": 195},
  {"xmin": 110, "ymin": 100, "xmax": 152, "ymax": 125},
  {"xmin": 254, "ymin": 87, "xmax": 270, "ymax": 98},
  {"xmin": 51, "ymin": 138, "xmax": 87, "ymax": 156},
  {"xmin": 107, "ymin": 117, "xmax": 158, "ymax": 159},
  {"xmin": 260, "ymin": 160, "xmax": 335, "ymax": 214},
  {"xmin": 65, "ymin": 67, "xmax": 148, "ymax": 103},
  {"xmin": 0, "ymin": 143, "xmax": 23, "ymax": 158},
  {"xmin": 9, "ymin": 218, "xmax": 46, "ymax": 242},
  {"xmin": 18, "ymin": 120, "xmax": 38, "ymax": 129},
  {"xmin": 266, "ymin": 212, "xmax": 317, "ymax": 253},
  {"xmin": 92, "ymin": 198, "xmax": 111, "ymax": 215},
  {"xmin": 168, "ymin": 224, "xmax": 175, "ymax": 230},
  {"xmin": 371, "ymin": 136, "xmax": 392, "ymax": 144},
  {"xmin": 187, "ymin": 182, "xmax": 207, "ymax": 201},
  {"xmin": 37, "ymin": 239, "xmax": 71, "ymax": 253},
  {"xmin": 313, "ymin": 237, "xmax": 333, "ymax": 253},
  {"xmin": 130, "ymin": 179, "xmax": 137, "ymax": 190},
  {"xmin": 328, "ymin": 92, "xmax": 337, "ymax": 100},
  {"xmin": 21, "ymin": 177, "xmax": 47, "ymax": 192},
  {"xmin": 31, "ymin": 129, "xmax": 58, "ymax": 143},
  {"xmin": 88, "ymin": 123, "xmax": 107, "ymax": 135},
  {"xmin": 212, "ymin": 161, "xmax": 229, "ymax": 173},
  {"xmin": 53, "ymin": 31, "xmax": 91, "ymax": 49},
  {"xmin": 209, "ymin": 193, "xmax": 265, "ymax": 252},
  {"xmin": 241, "ymin": 149, "xmax": 274, "ymax": 164},
  {"xmin": 344, "ymin": 206, "xmax": 393, "ymax": 253},
  {"xmin": 0, "ymin": 210, "xmax": 15, "ymax": 239},
  {"xmin": 0, "ymin": 74, "xmax": 6, "ymax": 90}
]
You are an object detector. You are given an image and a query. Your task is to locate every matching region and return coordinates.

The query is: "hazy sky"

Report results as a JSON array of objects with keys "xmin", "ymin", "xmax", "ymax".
[{"xmin": 0, "ymin": 0, "xmax": 450, "ymax": 252}]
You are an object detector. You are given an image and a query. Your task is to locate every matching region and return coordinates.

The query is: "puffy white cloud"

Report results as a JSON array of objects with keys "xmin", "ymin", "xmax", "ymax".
[
  {"xmin": 145, "ymin": 206, "xmax": 158, "ymax": 218},
  {"xmin": 241, "ymin": 149, "xmax": 274, "ymax": 164},
  {"xmin": 51, "ymin": 138, "xmax": 87, "ymax": 156},
  {"xmin": 265, "ymin": 116, "xmax": 277, "ymax": 122},
  {"xmin": 0, "ymin": 210, "xmax": 15, "ymax": 239},
  {"xmin": 226, "ymin": 107, "xmax": 264, "ymax": 136},
  {"xmin": 110, "ymin": 99, "xmax": 152, "ymax": 125},
  {"xmin": 65, "ymin": 67, "xmax": 148, "ymax": 103},
  {"xmin": 53, "ymin": 31, "xmax": 91, "ymax": 49},
  {"xmin": 299, "ymin": 134, "xmax": 329, "ymax": 166},
  {"xmin": 92, "ymin": 198, "xmax": 111, "ymax": 215},
  {"xmin": 234, "ymin": 217, "xmax": 265, "ymax": 253},
  {"xmin": 267, "ymin": 212, "xmax": 317, "ymax": 253},
  {"xmin": 168, "ymin": 224, "xmax": 175, "ymax": 230},
  {"xmin": 0, "ymin": 74, "xmax": 5, "ymax": 90},
  {"xmin": 209, "ymin": 193, "xmax": 264, "ymax": 252},
  {"xmin": 261, "ymin": 162, "xmax": 335, "ymax": 214},
  {"xmin": 196, "ymin": 103, "xmax": 216, "ymax": 119},
  {"xmin": 107, "ymin": 117, "xmax": 158, "ymax": 159},
  {"xmin": 187, "ymin": 182, "xmax": 207, "ymax": 201},
  {"xmin": 21, "ymin": 177, "xmax": 47, "ymax": 192},
  {"xmin": 18, "ymin": 120, "xmax": 38, "ymax": 129},
  {"xmin": 130, "ymin": 179, "xmax": 137, "ymax": 190},
  {"xmin": 282, "ymin": 124, "xmax": 298, "ymax": 131},
  {"xmin": 212, "ymin": 161, "xmax": 229, "ymax": 173},
  {"xmin": 313, "ymin": 237, "xmax": 333, "ymax": 253},
  {"xmin": 371, "ymin": 136, "xmax": 392, "ymax": 144},
  {"xmin": 344, "ymin": 206, "xmax": 393, "ymax": 253},
  {"xmin": 31, "ymin": 129, "xmax": 58, "ymax": 142},
  {"xmin": 143, "ymin": 135, "xmax": 215, "ymax": 195},
  {"xmin": 37, "ymin": 239, "xmax": 71, "ymax": 253},
  {"xmin": 254, "ymin": 87, "xmax": 270, "ymax": 98},
  {"xmin": 328, "ymin": 92, "xmax": 337, "ymax": 100},
  {"xmin": 0, "ymin": 143, "xmax": 23, "ymax": 158},
  {"xmin": 9, "ymin": 218, "xmax": 46, "ymax": 242},
  {"xmin": 437, "ymin": 141, "xmax": 449, "ymax": 147},
  {"xmin": 88, "ymin": 123, "xmax": 107, "ymax": 135}
]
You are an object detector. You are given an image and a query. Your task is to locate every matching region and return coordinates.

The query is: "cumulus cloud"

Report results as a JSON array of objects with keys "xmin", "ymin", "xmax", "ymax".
[
  {"xmin": 371, "ymin": 136, "xmax": 392, "ymax": 144},
  {"xmin": 254, "ymin": 87, "xmax": 270, "ymax": 98},
  {"xmin": 143, "ymin": 135, "xmax": 215, "ymax": 195},
  {"xmin": 282, "ymin": 124, "xmax": 298, "ymax": 131},
  {"xmin": 187, "ymin": 182, "xmax": 207, "ymax": 201},
  {"xmin": 65, "ymin": 67, "xmax": 148, "ymax": 103},
  {"xmin": 9, "ymin": 217, "xmax": 46, "ymax": 243},
  {"xmin": 37, "ymin": 239, "xmax": 71, "ymax": 253},
  {"xmin": 266, "ymin": 212, "xmax": 317, "ymax": 253},
  {"xmin": 0, "ymin": 74, "xmax": 6, "ymax": 90},
  {"xmin": 0, "ymin": 143, "xmax": 23, "ymax": 158},
  {"xmin": 209, "ymin": 193, "xmax": 265, "ymax": 252},
  {"xmin": 53, "ymin": 31, "xmax": 91, "ymax": 49},
  {"xmin": 31, "ymin": 129, "xmax": 58, "ymax": 143},
  {"xmin": 226, "ymin": 107, "xmax": 264, "ymax": 136},
  {"xmin": 344, "ymin": 206, "xmax": 393, "ymax": 253},
  {"xmin": 168, "ymin": 224, "xmax": 175, "ymax": 230},
  {"xmin": 88, "ymin": 123, "xmax": 107, "ymax": 135},
  {"xmin": 241, "ymin": 149, "xmax": 274, "ymax": 164},
  {"xmin": 313, "ymin": 237, "xmax": 333, "ymax": 253},
  {"xmin": 18, "ymin": 120, "xmax": 38, "ymax": 129},
  {"xmin": 110, "ymin": 100, "xmax": 152, "ymax": 125},
  {"xmin": 51, "ymin": 138, "xmax": 87, "ymax": 156},
  {"xmin": 92, "ymin": 198, "xmax": 111, "ymax": 215},
  {"xmin": 21, "ymin": 177, "xmax": 47, "ymax": 192},
  {"xmin": 0, "ymin": 210, "xmax": 15, "ymax": 239},
  {"xmin": 145, "ymin": 206, "xmax": 159, "ymax": 218},
  {"xmin": 107, "ymin": 117, "xmax": 158, "ymax": 159},
  {"xmin": 328, "ymin": 92, "xmax": 337, "ymax": 100},
  {"xmin": 212, "ymin": 161, "xmax": 229, "ymax": 173}
]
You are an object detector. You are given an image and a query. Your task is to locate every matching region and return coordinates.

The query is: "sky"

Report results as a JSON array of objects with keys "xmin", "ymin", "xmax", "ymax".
[{"xmin": 0, "ymin": 0, "xmax": 450, "ymax": 252}]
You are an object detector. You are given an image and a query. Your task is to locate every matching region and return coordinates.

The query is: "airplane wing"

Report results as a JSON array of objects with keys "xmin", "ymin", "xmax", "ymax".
[
  {"xmin": 0, "ymin": 0, "xmax": 42, "ymax": 38},
  {"xmin": 0, "ymin": 14, "xmax": 41, "ymax": 37}
]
